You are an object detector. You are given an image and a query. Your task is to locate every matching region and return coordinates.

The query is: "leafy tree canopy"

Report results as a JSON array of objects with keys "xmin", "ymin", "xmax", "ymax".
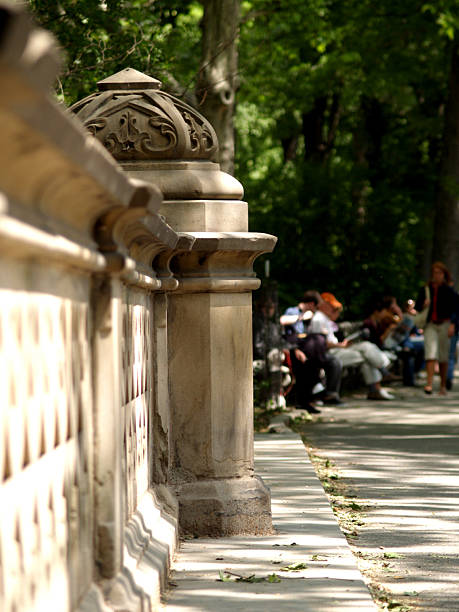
[
  {"xmin": 236, "ymin": 0, "xmax": 459, "ymax": 316},
  {"xmin": 28, "ymin": 0, "xmax": 202, "ymax": 103},
  {"xmin": 28, "ymin": 0, "xmax": 459, "ymax": 318}
]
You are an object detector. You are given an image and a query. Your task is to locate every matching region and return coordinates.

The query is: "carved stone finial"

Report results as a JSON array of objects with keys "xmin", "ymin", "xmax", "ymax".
[
  {"xmin": 70, "ymin": 67, "xmax": 218, "ymax": 163},
  {"xmin": 97, "ymin": 68, "xmax": 161, "ymax": 91}
]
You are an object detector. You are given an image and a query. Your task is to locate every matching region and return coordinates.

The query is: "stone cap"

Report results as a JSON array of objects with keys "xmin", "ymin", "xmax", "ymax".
[
  {"xmin": 97, "ymin": 68, "xmax": 161, "ymax": 91},
  {"xmin": 70, "ymin": 67, "xmax": 219, "ymax": 163}
]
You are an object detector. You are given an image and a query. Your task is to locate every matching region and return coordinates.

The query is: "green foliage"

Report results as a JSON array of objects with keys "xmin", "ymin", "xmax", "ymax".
[
  {"xmin": 384, "ymin": 551, "xmax": 404, "ymax": 559},
  {"xmin": 217, "ymin": 570, "xmax": 233, "ymax": 582},
  {"xmin": 236, "ymin": 0, "xmax": 459, "ymax": 317},
  {"xmin": 280, "ymin": 561, "xmax": 308, "ymax": 571},
  {"xmin": 28, "ymin": 0, "xmax": 201, "ymax": 104},
  {"xmin": 27, "ymin": 0, "xmax": 459, "ymax": 317}
]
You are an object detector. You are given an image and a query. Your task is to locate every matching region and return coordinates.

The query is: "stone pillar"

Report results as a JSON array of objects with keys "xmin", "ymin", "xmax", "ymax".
[
  {"xmin": 166, "ymin": 234, "xmax": 276, "ymax": 535},
  {"xmin": 72, "ymin": 68, "xmax": 277, "ymax": 536}
]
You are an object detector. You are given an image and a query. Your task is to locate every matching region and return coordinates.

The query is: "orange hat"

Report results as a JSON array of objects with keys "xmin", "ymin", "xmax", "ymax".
[{"xmin": 321, "ymin": 292, "xmax": 342, "ymax": 310}]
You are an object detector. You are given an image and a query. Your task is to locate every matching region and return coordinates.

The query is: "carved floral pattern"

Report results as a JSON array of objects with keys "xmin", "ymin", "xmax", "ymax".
[
  {"xmin": 101, "ymin": 110, "xmax": 177, "ymax": 159},
  {"xmin": 147, "ymin": 115, "xmax": 177, "ymax": 151},
  {"xmin": 178, "ymin": 107, "xmax": 216, "ymax": 156},
  {"xmin": 84, "ymin": 117, "xmax": 106, "ymax": 136},
  {"xmin": 105, "ymin": 111, "xmax": 149, "ymax": 155},
  {"xmin": 73, "ymin": 76, "xmax": 219, "ymax": 160}
]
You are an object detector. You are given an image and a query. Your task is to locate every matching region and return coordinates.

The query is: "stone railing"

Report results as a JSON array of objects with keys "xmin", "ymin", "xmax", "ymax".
[{"xmin": 0, "ymin": 3, "xmax": 276, "ymax": 612}]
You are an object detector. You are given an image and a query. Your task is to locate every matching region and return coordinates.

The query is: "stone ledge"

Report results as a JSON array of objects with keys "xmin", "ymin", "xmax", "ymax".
[
  {"xmin": 174, "ymin": 277, "xmax": 261, "ymax": 293},
  {"xmin": 169, "ymin": 231, "xmax": 277, "ymax": 293},
  {"xmin": 184, "ymin": 231, "xmax": 277, "ymax": 252},
  {"xmin": 0, "ymin": 207, "xmax": 106, "ymax": 272}
]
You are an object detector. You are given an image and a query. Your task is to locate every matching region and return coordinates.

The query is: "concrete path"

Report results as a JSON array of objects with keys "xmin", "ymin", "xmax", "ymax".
[
  {"xmin": 163, "ymin": 381, "xmax": 459, "ymax": 611},
  {"xmin": 163, "ymin": 431, "xmax": 376, "ymax": 611},
  {"xmin": 301, "ymin": 383, "xmax": 459, "ymax": 611}
]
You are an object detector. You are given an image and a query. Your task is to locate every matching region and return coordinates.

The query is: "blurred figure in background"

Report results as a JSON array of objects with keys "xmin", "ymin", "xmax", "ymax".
[
  {"xmin": 446, "ymin": 280, "xmax": 459, "ymax": 390},
  {"xmin": 281, "ymin": 291, "xmax": 345, "ymax": 408},
  {"xmin": 310, "ymin": 292, "xmax": 394, "ymax": 400},
  {"xmin": 280, "ymin": 291, "xmax": 327, "ymax": 413},
  {"xmin": 253, "ymin": 288, "xmax": 290, "ymax": 410},
  {"xmin": 415, "ymin": 262, "xmax": 456, "ymax": 395}
]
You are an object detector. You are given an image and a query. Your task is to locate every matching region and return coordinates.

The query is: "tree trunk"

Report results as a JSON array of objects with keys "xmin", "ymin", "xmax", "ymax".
[
  {"xmin": 302, "ymin": 94, "xmax": 341, "ymax": 164},
  {"xmin": 433, "ymin": 43, "xmax": 459, "ymax": 282},
  {"xmin": 197, "ymin": 0, "xmax": 240, "ymax": 175},
  {"xmin": 302, "ymin": 97, "xmax": 327, "ymax": 162}
]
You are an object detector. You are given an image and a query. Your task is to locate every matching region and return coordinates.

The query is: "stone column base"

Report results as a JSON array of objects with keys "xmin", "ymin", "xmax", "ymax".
[{"xmin": 174, "ymin": 476, "xmax": 273, "ymax": 537}]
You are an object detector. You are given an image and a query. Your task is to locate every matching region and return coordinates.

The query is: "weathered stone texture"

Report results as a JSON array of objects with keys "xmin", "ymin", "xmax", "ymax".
[{"xmin": 0, "ymin": 3, "xmax": 276, "ymax": 611}]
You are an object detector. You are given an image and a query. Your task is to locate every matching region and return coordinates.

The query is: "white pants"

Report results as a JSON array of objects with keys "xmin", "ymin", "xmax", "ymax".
[
  {"xmin": 424, "ymin": 321, "xmax": 450, "ymax": 362},
  {"xmin": 330, "ymin": 341, "xmax": 390, "ymax": 385}
]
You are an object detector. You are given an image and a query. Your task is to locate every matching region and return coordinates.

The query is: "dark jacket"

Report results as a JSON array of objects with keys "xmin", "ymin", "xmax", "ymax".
[{"xmin": 415, "ymin": 283, "xmax": 457, "ymax": 323}]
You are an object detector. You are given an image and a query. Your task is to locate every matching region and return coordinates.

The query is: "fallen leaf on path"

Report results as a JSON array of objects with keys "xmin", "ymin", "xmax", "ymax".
[
  {"xmin": 280, "ymin": 562, "xmax": 308, "ymax": 571},
  {"xmin": 217, "ymin": 570, "xmax": 282, "ymax": 584},
  {"xmin": 311, "ymin": 554, "xmax": 328, "ymax": 562}
]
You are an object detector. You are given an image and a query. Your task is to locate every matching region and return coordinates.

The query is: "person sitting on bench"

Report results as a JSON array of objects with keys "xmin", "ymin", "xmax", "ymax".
[
  {"xmin": 281, "ymin": 291, "xmax": 345, "ymax": 410},
  {"xmin": 309, "ymin": 292, "xmax": 395, "ymax": 401}
]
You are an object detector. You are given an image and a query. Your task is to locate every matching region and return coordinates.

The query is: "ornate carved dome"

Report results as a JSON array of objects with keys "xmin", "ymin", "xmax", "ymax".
[{"xmin": 70, "ymin": 68, "xmax": 219, "ymax": 162}]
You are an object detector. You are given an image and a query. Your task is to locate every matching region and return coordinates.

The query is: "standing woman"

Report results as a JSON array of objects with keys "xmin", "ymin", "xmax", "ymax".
[{"xmin": 416, "ymin": 262, "xmax": 456, "ymax": 395}]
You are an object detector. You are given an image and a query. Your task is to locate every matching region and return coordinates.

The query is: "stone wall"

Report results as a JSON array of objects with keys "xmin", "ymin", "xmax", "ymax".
[{"xmin": 0, "ymin": 3, "xmax": 276, "ymax": 611}]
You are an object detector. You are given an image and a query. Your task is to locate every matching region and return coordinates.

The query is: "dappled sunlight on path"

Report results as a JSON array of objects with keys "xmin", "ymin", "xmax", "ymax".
[
  {"xmin": 163, "ymin": 384, "xmax": 459, "ymax": 611},
  {"xmin": 302, "ymin": 384, "xmax": 459, "ymax": 610},
  {"xmin": 164, "ymin": 433, "xmax": 376, "ymax": 611}
]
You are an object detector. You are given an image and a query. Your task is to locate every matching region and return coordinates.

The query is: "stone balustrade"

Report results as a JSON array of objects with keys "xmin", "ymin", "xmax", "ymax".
[{"xmin": 0, "ymin": 3, "xmax": 276, "ymax": 611}]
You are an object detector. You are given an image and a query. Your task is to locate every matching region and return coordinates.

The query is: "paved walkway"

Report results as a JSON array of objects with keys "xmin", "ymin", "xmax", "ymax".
[
  {"xmin": 163, "ymin": 382, "xmax": 459, "ymax": 611},
  {"xmin": 163, "ymin": 433, "xmax": 376, "ymax": 611},
  {"xmin": 302, "ymin": 383, "xmax": 459, "ymax": 611}
]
